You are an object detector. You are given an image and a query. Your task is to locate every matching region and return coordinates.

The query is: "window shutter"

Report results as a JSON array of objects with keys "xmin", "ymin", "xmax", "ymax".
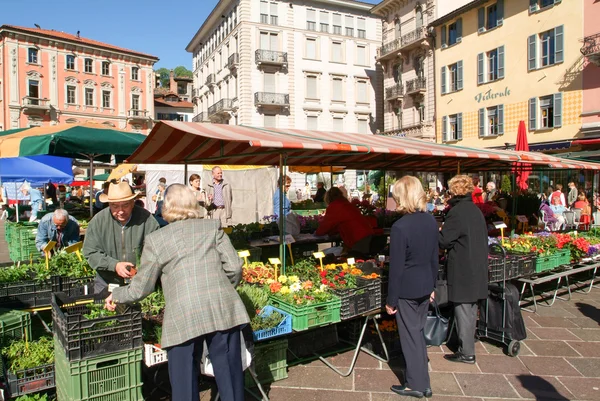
[
  {"xmin": 260, "ymin": 0, "xmax": 268, "ymax": 14},
  {"xmin": 307, "ymin": 9, "xmax": 316, "ymax": 21},
  {"xmin": 441, "ymin": 25, "xmax": 447, "ymax": 47},
  {"xmin": 478, "ymin": 8, "xmax": 485, "ymax": 33},
  {"xmin": 497, "ymin": 0, "xmax": 504, "ymax": 25},
  {"xmin": 457, "ymin": 60, "xmax": 463, "ymax": 90},
  {"xmin": 477, "ymin": 53, "xmax": 484, "ymax": 84},
  {"xmin": 441, "ymin": 66, "xmax": 447, "ymax": 94},
  {"xmin": 478, "ymin": 108, "xmax": 485, "ymax": 137},
  {"xmin": 498, "ymin": 45, "xmax": 505, "ymax": 79},
  {"xmin": 553, "ymin": 92, "xmax": 562, "ymax": 127},
  {"xmin": 498, "ymin": 104, "xmax": 504, "ymax": 135},
  {"xmin": 528, "ymin": 34, "xmax": 537, "ymax": 71},
  {"xmin": 442, "ymin": 116, "xmax": 448, "ymax": 142},
  {"xmin": 456, "ymin": 18, "xmax": 463, "ymax": 42},
  {"xmin": 529, "ymin": 0, "xmax": 538, "ymax": 13},
  {"xmin": 554, "ymin": 25, "xmax": 564, "ymax": 63},
  {"xmin": 457, "ymin": 113, "xmax": 463, "ymax": 140},
  {"xmin": 270, "ymin": 2, "xmax": 277, "ymax": 16},
  {"xmin": 529, "ymin": 97, "xmax": 537, "ymax": 131}
]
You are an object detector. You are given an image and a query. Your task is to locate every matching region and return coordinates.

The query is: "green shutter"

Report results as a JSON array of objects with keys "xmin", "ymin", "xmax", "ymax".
[
  {"xmin": 457, "ymin": 61, "xmax": 463, "ymax": 90},
  {"xmin": 441, "ymin": 66, "xmax": 447, "ymax": 94},
  {"xmin": 553, "ymin": 92, "xmax": 562, "ymax": 127},
  {"xmin": 442, "ymin": 116, "xmax": 448, "ymax": 141},
  {"xmin": 498, "ymin": 104, "xmax": 504, "ymax": 135},
  {"xmin": 529, "ymin": 97, "xmax": 537, "ymax": 130},
  {"xmin": 529, "ymin": 0, "xmax": 538, "ymax": 13},
  {"xmin": 477, "ymin": 53, "xmax": 484, "ymax": 84},
  {"xmin": 498, "ymin": 46, "xmax": 505, "ymax": 79},
  {"xmin": 457, "ymin": 113, "xmax": 463, "ymax": 140},
  {"xmin": 497, "ymin": 0, "xmax": 504, "ymax": 25},
  {"xmin": 441, "ymin": 25, "xmax": 447, "ymax": 47},
  {"xmin": 478, "ymin": 8, "xmax": 485, "ymax": 33},
  {"xmin": 457, "ymin": 18, "xmax": 463, "ymax": 42},
  {"xmin": 528, "ymin": 34, "xmax": 537, "ymax": 71},
  {"xmin": 478, "ymin": 108, "xmax": 485, "ymax": 137},
  {"xmin": 554, "ymin": 25, "xmax": 564, "ymax": 63}
]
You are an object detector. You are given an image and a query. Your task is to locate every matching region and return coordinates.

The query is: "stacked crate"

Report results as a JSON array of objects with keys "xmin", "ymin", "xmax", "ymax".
[
  {"xmin": 52, "ymin": 292, "xmax": 144, "ymax": 401},
  {"xmin": 6, "ymin": 222, "xmax": 39, "ymax": 262}
]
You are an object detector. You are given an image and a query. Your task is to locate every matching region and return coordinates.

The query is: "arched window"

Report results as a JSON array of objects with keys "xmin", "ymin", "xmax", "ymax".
[{"xmin": 415, "ymin": 6, "xmax": 423, "ymax": 29}]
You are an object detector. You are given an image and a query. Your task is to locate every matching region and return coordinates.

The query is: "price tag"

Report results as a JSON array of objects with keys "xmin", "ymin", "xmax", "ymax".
[
  {"xmin": 493, "ymin": 221, "xmax": 507, "ymax": 229},
  {"xmin": 516, "ymin": 215, "xmax": 528, "ymax": 223},
  {"xmin": 108, "ymin": 284, "xmax": 120, "ymax": 293}
]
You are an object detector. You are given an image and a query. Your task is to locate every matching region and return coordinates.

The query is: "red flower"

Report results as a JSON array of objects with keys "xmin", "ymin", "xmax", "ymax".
[
  {"xmin": 321, "ymin": 279, "xmax": 328, "ymax": 285},
  {"xmin": 320, "ymin": 270, "xmax": 327, "ymax": 278},
  {"xmin": 339, "ymin": 272, "xmax": 346, "ymax": 277}
]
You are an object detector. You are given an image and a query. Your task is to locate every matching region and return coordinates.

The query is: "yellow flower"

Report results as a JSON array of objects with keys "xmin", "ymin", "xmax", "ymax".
[
  {"xmin": 341, "ymin": 263, "xmax": 349, "ymax": 270},
  {"xmin": 287, "ymin": 275, "xmax": 300, "ymax": 283},
  {"xmin": 280, "ymin": 286, "xmax": 291, "ymax": 294},
  {"xmin": 265, "ymin": 279, "xmax": 275, "ymax": 284},
  {"xmin": 325, "ymin": 263, "xmax": 337, "ymax": 270},
  {"xmin": 278, "ymin": 275, "xmax": 288, "ymax": 284}
]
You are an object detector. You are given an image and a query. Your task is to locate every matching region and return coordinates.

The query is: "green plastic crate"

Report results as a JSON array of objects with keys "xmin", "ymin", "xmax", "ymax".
[
  {"xmin": 268, "ymin": 296, "xmax": 341, "ymax": 331},
  {"xmin": 244, "ymin": 338, "xmax": 288, "ymax": 387},
  {"xmin": 535, "ymin": 254, "xmax": 556, "ymax": 272},
  {"xmin": 0, "ymin": 309, "xmax": 32, "ymax": 343},
  {"xmin": 55, "ymin": 337, "xmax": 143, "ymax": 401},
  {"xmin": 555, "ymin": 249, "xmax": 571, "ymax": 266}
]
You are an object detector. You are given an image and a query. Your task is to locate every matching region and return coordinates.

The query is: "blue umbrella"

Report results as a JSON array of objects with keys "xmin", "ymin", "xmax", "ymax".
[{"xmin": 0, "ymin": 156, "xmax": 73, "ymax": 186}]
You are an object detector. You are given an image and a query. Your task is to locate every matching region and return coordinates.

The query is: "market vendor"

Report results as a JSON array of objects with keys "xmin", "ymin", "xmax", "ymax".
[
  {"xmin": 35, "ymin": 209, "xmax": 80, "ymax": 252},
  {"xmin": 20, "ymin": 183, "xmax": 43, "ymax": 222},
  {"xmin": 313, "ymin": 182, "xmax": 326, "ymax": 203},
  {"xmin": 83, "ymin": 182, "xmax": 160, "ymax": 292},
  {"xmin": 273, "ymin": 175, "xmax": 292, "ymax": 219},
  {"xmin": 315, "ymin": 187, "xmax": 375, "ymax": 256}
]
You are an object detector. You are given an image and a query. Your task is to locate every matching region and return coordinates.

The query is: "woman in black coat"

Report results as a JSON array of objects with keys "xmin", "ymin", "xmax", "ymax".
[
  {"xmin": 386, "ymin": 176, "xmax": 438, "ymax": 399},
  {"xmin": 439, "ymin": 175, "xmax": 488, "ymax": 364}
]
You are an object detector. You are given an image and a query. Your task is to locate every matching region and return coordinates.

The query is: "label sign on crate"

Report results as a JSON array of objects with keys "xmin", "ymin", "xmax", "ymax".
[
  {"xmin": 493, "ymin": 221, "xmax": 507, "ymax": 229},
  {"xmin": 516, "ymin": 215, "xmax": 528, "ymax": 223}
]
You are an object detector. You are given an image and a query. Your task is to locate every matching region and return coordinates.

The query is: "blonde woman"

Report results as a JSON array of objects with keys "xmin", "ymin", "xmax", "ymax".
[
  {"xmin": 386, "ymin": 176, "xmax": 438, "ymax": 399},
  {"xmin": 439, "ymin": 175, "xmax": 488, "ymax": 365},
  {"xmin": 105, "ymin": 184, "xmax": 249, "ymax": 401}
]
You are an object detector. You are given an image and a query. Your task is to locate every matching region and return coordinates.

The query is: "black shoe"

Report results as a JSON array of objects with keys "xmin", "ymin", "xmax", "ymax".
[
  {"xmin": 444, "ymin": 352, "xmax": 476, "ymax": 364},
  {"xmin": 391, "ymin": 385, "xmax": 424, "ymax": 399},
  {"xmin": 424, "ymin": 388, "xmax": 433, "ymax": 398}
]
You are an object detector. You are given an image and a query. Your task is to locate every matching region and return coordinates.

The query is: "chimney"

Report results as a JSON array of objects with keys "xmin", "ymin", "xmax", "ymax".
[{"xmin": 169, "ymin": 70, "xmax": 176, "ymax": 93}]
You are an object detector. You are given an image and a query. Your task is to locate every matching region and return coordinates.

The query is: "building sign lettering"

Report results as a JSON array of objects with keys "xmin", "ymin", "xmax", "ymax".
[{"xmin": 475, "ymin": 87, "xmax": 511, "ymax": 103}]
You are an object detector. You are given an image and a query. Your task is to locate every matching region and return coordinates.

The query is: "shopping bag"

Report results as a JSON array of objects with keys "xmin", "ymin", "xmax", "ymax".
[
  {"xmin": 200, "ymin": 327, "xmax": 253, "ymax": 377},
  {"xmin": 424, "ymin": 300, "xmax": 449, "ymax": 346}
]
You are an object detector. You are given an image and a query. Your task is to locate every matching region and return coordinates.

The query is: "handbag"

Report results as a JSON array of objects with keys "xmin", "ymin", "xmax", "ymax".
[
  {"xmin": 200, "ymin": 327, "xmax": 253, "ymax": 377},
  {"xmin": 424, "ymin": 300, "xmax": 449, "ymax": 347}
]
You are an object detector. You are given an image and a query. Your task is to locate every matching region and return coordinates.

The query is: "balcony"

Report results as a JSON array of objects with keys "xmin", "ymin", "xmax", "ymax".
[
  {"xmin": 208, "ymin": 98, "xmax": 236, "ymax": 118},
  {"xmin": 405, "ymin": 77, "xmax": 426, "ymax": 95},
  {"xmin": 21, "ymin": 97, "xmax": 51, "ymax": 115},
  {"xmin": 254, "ymin": 92, "xmax": 290, "ymax": 110},
  {"xmin": 381, "ymin": 121, "xmax": 435, "ymax": 141},
  {"xmin": 385, "ymin": 84, "xmax": 404, "ymax": 101},
  {"xmin": 206, "ymin": 73, "xmax": 216, "ymax": 88},
  {"xmin": 227, "ymin": 53, "xmax": 240, "ymax": 71},
  {"xmin": 581, "ymin": 32, "xmax": 600, "ymax": 66},
  {"xmin": 399, "ymin": 27, "xmax": 428, "ymax": 52},
  {"xmin": 127, "ymin": 109, "xmax": 151, "ymax": 121},
  {"xmin": 192, "ymin": 112, "xmax": 210, "ymax": 122},
  {"xmin": 255, "ymin": 50, "xmax": 288, "ymax": 69},
  {"xmin": 377, "ymin": 39, "xmax": 401, "ymax": 61}
]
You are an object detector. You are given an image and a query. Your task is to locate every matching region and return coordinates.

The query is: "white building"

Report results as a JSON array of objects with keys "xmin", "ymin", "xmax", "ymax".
[
  {"xmin": 371, "ymin": 0, "xmax": 470, "ymax": 140},
  {"xmin": 187, "ymin": 0, "xmax": 383, "ymax": 136}
]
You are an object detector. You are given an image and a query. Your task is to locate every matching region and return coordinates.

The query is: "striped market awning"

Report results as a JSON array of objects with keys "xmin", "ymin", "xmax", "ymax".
[{"xmin": 127, "ymin": 122, "xmax": 600, "ymax": 171}]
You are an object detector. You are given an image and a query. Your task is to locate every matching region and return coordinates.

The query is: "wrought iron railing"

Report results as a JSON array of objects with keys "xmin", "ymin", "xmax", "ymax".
[
  {"xmin": 227, "ymin": 53, "xmax": 240, "ymax": 69},
  {"xmin": 581, "ymin": 32, "xmax": 600, "ymax": 57},
  {"xmin": 22, "ymin": 97, "xmax": 50, "ymax": 107},
  {"xmin": 378, "ymin": 39, "xmax": 400, "ymax": 58},
  {"xmin": 255, "ymin": 50, "xmax": 288, "ymax": 66},
  {"xmin": 208, "ymin": 99, "xmax": 235, "ymax": 116},
  {"xmin": 405, "ymin": 77, "xmax": 426, "ymax": 93},
  {"xmin": 206, "ymin": 74, "xmax": 216, "ymax": 86},
  {"xmin": 400, "ymin": 27, "xmax": 426, "ymax": 48},
  {"xmin": 385, "ymin": 84, "xmax": 404, "ymax": 99},
  {"xmin": 192, "ymin": 112, "xmax": 205, "ymax": 122},
  {"xmin": 254, "ymin": 92, "xmax": 290, "ymax": 106},
  {"xmin": 128, "ymin": 109, "xmax": 148, "ymax": 118}
]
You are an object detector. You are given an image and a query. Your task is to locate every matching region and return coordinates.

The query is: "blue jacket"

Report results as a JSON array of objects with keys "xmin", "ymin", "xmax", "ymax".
[
  {"xmin": 273, "ymin": 190, "xmax": 291, "ymax": 219},
  {"xmin": 35, "ymin": 213, "xmax": 80, "ymax": 251}
]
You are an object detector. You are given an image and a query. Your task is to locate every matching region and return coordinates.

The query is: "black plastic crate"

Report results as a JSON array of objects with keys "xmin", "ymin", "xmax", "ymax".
[
  {"xmin": 0, "ymin": 275, "xmax": 95, "ymax": 309},
  {"xmin": 52, "ymin": 292, "xmax": 143, "ymax": 362},
  {"xmin": 488, "ymin": 256, "xmax": 505, "ymax": 283},
  {"xmin": 1, "ymin": 357, "xmax": 55, "ymax": 398},
  {"xmin": 333, "ymin": 278, "xmax": 381, "ymax": 320},
  {"xmin": 511, "ymin": 253, "xmax": 537, "ymax": 277},
  {"xmin": 60, "ymin": 276, "xmax": 95, "ymax": 298}
]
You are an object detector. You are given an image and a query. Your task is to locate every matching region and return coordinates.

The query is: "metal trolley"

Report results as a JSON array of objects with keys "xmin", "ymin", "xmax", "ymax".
[{"xmin": 476, "ymin": 244, "xmax": 524, "ymax": 357}]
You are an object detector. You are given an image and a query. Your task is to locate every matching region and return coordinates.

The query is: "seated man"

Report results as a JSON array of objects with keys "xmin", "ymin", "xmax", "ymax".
[{"xmin": 35, "ymin": 209, "xmax": 80, "ymax": 252}]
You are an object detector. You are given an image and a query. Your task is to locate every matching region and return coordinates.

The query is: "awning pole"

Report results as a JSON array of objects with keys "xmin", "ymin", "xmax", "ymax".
[
  {"xmin": 383, "ymin": 170, "xmax": 387, "ymax": 227},
  {"xmin": 89, "ymin": 156, "xmax": 94, "ymax": 218},
  {"xmin": 15, "ymin": 182, "xmax": 19, "ymax": 223},
  {"xmin": 278, "ymin": 153, "xmax": 286, "ymax": 274},
  {"xmin": 184, "ymin": 163, "xmax": 188, "ymax": 185}
]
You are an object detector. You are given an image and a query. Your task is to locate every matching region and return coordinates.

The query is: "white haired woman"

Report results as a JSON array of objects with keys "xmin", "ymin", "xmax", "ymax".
[
  {"xmin": 386, "ymin": 176, "xmax": 438, "ymax": 399},
  {"xmin": 105, "ymin": 183, "xmax": 249, "ymax": 401}
]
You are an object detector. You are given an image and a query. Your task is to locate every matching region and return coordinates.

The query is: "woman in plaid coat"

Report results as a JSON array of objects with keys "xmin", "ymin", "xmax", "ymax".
[{"xmin": 106, "ymin": 183, "xmax": 249, "ymax": 401}]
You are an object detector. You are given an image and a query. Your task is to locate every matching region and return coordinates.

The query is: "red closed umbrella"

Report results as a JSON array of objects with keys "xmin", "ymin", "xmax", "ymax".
[{"xmin": 514, "ymin": 121, "xmax": 530, "ymax": 190}]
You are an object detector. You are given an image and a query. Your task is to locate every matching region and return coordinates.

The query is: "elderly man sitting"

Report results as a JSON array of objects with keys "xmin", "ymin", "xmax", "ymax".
[{"xmin": 35, "ymin": 209, "xmax": 80, "ymax": 252}]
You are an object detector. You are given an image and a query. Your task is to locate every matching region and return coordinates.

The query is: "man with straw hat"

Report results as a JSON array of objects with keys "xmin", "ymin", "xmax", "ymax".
[{"xmin": 83, "ymin": 182, "xmax": 160, "ymax": 292}]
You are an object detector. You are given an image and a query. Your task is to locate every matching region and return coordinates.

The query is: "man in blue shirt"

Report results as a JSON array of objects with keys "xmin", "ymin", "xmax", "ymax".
[
  {"xmin": 273, "ymin": 175, "xmax": 292, "ymax": 219},
  {"xmin": 36, "ymin": 209, "xmax": 80, "ymax": 252},
  {"xmin": 20, "ymin": 183, "xmax": 44, "ymax": 222}
]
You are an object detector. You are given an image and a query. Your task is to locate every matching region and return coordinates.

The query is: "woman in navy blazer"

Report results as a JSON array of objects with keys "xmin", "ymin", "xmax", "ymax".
[{"xmin": 386, "ymin": 176, "xmax": 439, "ymax": 399}]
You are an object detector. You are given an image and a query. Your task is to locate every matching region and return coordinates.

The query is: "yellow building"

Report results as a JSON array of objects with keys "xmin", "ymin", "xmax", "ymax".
[{"xmin": 431, "ymin": 0, "xmax": 583, "ymax": 150}]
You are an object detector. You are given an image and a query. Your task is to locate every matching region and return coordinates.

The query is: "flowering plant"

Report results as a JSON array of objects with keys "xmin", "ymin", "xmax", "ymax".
[
  {"xmin": 242, "ymin": 262, "xmax": 275, "ymax": 285},
  {"xmin": 351, "ymin": 199, "xmax": 376, "ymax": 216},
  {"xmin": 297, "ymin": 215, "xmax": 323, "ymax": 232},
  {"xmin": 267, "ymin": 275, "xmax": 335, "ymax": 305},
  {"xmin": 475, "ymin": 201, "xmax": 498, "ymax": 218}
]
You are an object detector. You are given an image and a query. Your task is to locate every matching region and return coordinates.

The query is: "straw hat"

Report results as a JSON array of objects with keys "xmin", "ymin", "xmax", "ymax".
[{"xmin": 99, "ymin": 182, "xmax": 137, "ymax": 203}]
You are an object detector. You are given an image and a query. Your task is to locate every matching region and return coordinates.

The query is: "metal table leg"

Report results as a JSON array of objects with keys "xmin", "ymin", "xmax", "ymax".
[
  {"xmin": 245, "ymin": 366, "xmax": 270, "ymax": 401},
  {"xmin": 519, "ymin": 282, "xmax": 538, "ymax": 313}
]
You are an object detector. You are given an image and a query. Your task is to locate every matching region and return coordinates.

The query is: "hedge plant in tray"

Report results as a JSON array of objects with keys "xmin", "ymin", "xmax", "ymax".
[{"xmin": 2, "ymin": 337, "xmax": 54, "ymax": 376}]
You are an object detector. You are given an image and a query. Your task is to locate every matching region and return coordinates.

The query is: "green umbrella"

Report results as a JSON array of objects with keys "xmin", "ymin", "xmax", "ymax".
[
  {"xmin": 83, "ymin": 173, "xmax": 111, "ymax": 181},
  {"xmin": 0, "ymin": 128, "xmax": 28, "ymax": 136},
  {"xmin": 0, "ymin": 122, "xmax": 146, "ymax": 216}
]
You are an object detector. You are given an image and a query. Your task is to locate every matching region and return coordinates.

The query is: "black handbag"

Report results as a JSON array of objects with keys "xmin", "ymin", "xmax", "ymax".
[{"xmin": 424, "ymin": 300, "xmax": 449, "ymax": 346}]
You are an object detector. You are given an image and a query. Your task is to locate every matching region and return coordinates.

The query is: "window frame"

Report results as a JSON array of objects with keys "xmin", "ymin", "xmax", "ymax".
[
  {"xmin": 331, "ymin": 41, "xmax": 344, "ymax": 63},
  {"xmin": 84, "ymin": 87, "xmax": 94, "ymax": 106},
  {"xmin": 28, "ymin": 48, "xmax": 39, "ymax": 64},
  {"xmin": 84, "ymin": 58, "xmax": 94, "ymax": 74},
  {"xmin": 305, "ymin": 74, "xmax": 318, "ymax": 100},
  {"xmin": 66, "ymin": 85, "xmax": 77, "ymax": 105},
  {"xmin": 66, "ymin": 54, "xmax": 76, "ymax": 70},
  {"xmin": 102, "ymin": 90, "xmax": 111, "ymax": 108},
  {"xmin": 101, "ymin": 61, "xmax": 111, "ymax": 76},
  {"xmin": 331, "ymin": 76, "xmax": 345, "ymax": 103},
  {"xmin": 131, "ymin": 66, "xmax": 140, "ymax": 81}
]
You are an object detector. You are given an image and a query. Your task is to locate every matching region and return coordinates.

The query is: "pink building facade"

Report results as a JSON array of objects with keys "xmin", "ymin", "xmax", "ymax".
[
  {"xmin": 581, "ymin": 0, "xmax": 600, "ymax": 137},
  {"xmin": 0, "ymin": 25, "xmax": 158, "ymax": 133}
]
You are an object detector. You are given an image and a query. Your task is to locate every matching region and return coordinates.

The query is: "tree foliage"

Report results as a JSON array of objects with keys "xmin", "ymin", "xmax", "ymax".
[
  {"xmin": 155, "ymin": 67, "xmax": 170, "ymax": 88},
  {"xmin": 173, "ymin": 66, "xmax": 193, "ymax": 78}
]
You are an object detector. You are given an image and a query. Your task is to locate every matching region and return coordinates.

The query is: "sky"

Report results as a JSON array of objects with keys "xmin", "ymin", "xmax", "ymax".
[{"xmin": 2, "ymin": 0, "xmax": 379, "ymax": 70}]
